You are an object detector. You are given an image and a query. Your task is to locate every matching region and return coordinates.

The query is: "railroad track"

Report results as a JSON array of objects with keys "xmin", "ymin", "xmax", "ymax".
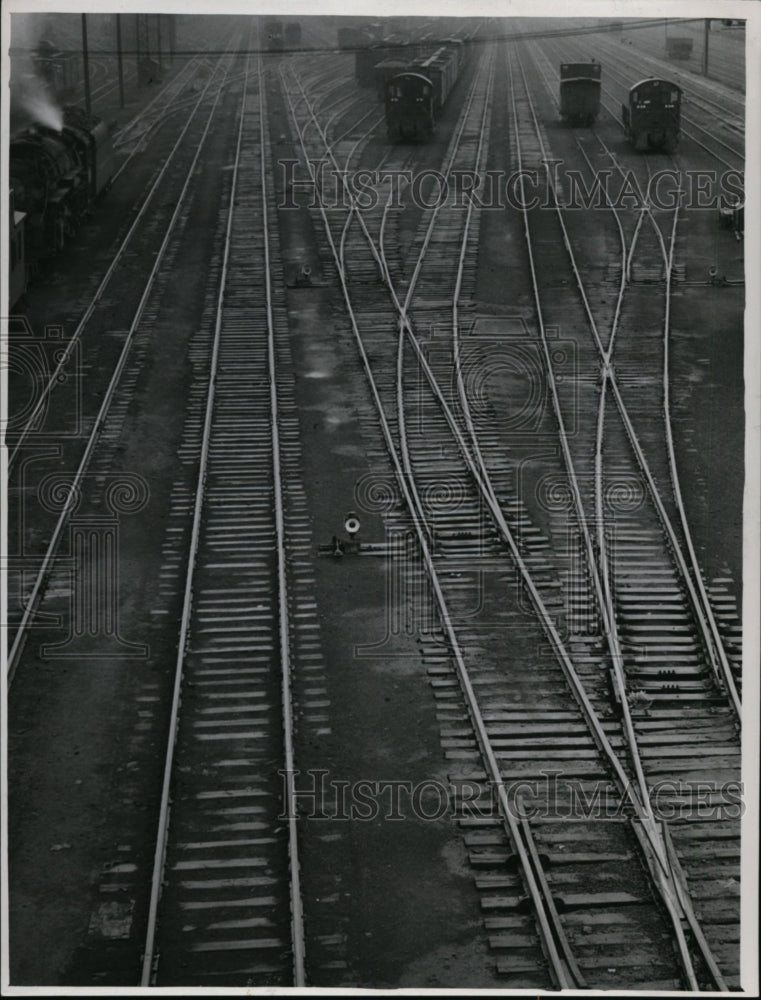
[
  {"xmin": 506, "ymin": 39, "xmax": 741, "ymax": 985},
  {"xmin": 532, "ymin": 25, "xmax": 745, "ymax": 169},
  {"xmin": 521, "ymin": 33, "xmax": 744, "ymax": 686},
  {"xmin": 139, "ymin": 47, "xmax": 306, "ymax": 986},
  {"xmin": 4, "ymin": 36, "xmax": 258, "ymax": 686},
  {"xmin": 6, "ymin": 16, "xmax": 746, "ymax": 990},
  {"xmin": 279, "ymin": 25, "xmax": 741, "ymax": 988}
]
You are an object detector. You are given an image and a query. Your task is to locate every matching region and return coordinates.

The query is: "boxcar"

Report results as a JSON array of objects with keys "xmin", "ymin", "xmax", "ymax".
[
  {"xmin": 338, "ymin": 26, "xmax": 362, "ymax": 49},
  {"xmin": 559, "ymin": 62, "xmax": 601, "ymax": 125},
  {"xmin": 622, "ymin": 78, "xmax": 681, "ymax": 152},
  {"xmin": 356, "ymin": 40, "xmax": 408, "ymax": 88}
]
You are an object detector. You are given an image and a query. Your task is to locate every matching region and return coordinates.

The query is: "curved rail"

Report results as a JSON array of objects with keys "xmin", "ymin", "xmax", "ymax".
[
  {"xmin": 522, "ymin": 34, "xmax": 741, "ymax": 721},
  {"xmin": 283, "ymin": 51, "xmax": 579, "ymax": 989}
]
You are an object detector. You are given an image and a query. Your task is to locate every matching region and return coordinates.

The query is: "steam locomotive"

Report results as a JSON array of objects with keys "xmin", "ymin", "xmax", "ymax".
[{"xmin": 9, "ymin": 106, "xmax": 117, "ymax": 296}]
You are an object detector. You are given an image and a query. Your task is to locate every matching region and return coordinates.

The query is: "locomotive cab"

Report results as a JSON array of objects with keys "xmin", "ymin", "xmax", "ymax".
[
  {"xmin": 385, "ymin": 72, "xmax": 435, "ymax": 141},
  {"xmin": 623, "ymin": 78, "xmax": 681, "ymax": 152}
]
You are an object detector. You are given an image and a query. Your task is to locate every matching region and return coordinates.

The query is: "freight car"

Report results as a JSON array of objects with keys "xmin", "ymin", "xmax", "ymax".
[
  {"xmin": 337, "ymin": 25, "xmax": 369, "ymax": 50},
  {"xmin": 34, "ymin": 39, "xmax": 83, "ymax": 100},
  {"xmin": 9, "ymin": 106, "xmax": 117, "ymax": 266},
  {"xmin": 384, "ymin": 40, "xmax": 465, "ymax": 141},
  {"xmin": 264, "ymin": 18, "xmax": 284, "ymax": 51},
  {"xmin": 285, "ymin": 23, "xmax": 302, "ymax": 48},
  {"xmin": 356, "ymin": 38, "xmax": 413, "ymax": 88},
  {"xmin": 559, "ymin": 61, "xmax": 601, "ymax": 125},
  {"xmin": 622, "ymin": 78, "xmax": 681, "ymax": 152}
]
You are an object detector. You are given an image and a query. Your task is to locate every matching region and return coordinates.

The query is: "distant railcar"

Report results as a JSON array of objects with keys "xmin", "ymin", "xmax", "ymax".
[
  {"xmin": 356, "ymin": 40, "xmax": 408, "ymax": 88},
  {"xmin": 338, "ymin": 26, "xmax": 361, "ymax": 50},
  {"xmin": 665, "ymin": 36, "xmax": 693, "ymax": 59},
  {"xmin": 559, "ymin": 61, "xmax": 601, "ymax": 125},
  {"xmin": 285, "ymin": 23, "xmax": 302, "ymax": 48},
  {"xmin": 355, "ymin": 44, "xmax": 383, "ymax": 87},
  {"xmin": 622, "ymin": 78, "xmax": 681, "ymax": 152},
  {"xmin": 374, "ymin": 58, "xmax": 410, "ymax": 99},
  {"xmin": 264, "ymin": 18, "xmax": 284, "ymax": 51}
]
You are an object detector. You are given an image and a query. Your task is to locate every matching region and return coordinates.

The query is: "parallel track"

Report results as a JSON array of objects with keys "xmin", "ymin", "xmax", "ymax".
[{"xmin": 140, "ymin": 48, "xmax": 305, "ymax": 986}]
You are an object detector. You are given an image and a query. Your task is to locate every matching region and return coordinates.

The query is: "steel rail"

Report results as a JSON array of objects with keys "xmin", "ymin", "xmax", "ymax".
[
  {"xmin": 113, "ymin": 35, "xmax": 222, "ymax": 145},
  {"xmin": 288, "ymin": 43, "xmax": 688, "ymax": 986},
  {"xmin": 532, "ymin": 29, "xmax": 744, "ymax": 171},
  {"xmin": 140, "ymin": 37, "xmax": 307, "ymax": 983},
  {"xmin": 528, "ymin": 36, "xmax": 741, "ymax": 720},
  {"xmin": 138, "ymin": 46, "xmax": 248, "ymax": 976},
  {"xmin": 112, "ymin": 68, "xmax": 253, "ymax": 184},
  {"xmin": 288, "ymin": 45, "xmax": 708, "ymax": 990},
  {"xmin": 282, "ymin": 62, "xmax": 575, "ymax": 991},
  {"xmin": 284, "ymin": 51, "xmax": 663, "ymax": 827},
  {"xmin": 366, "ymin": 30, "xmax": 727, "ymax": 988},
  {"xmin": 6, "ymin": 37, "xmax": 240, "ymax": 474},
  {"xmin": 660, "ymin": 183, "xmax": 742, "ymax": 720},
  {"xmin": 592, "ymin": 137, "xmax": 743, "ymax": 720},
  {"xmin": 409, "ymin": 48, "xmax": 587, "ymax": 988},
  {"xmin": 6, "ymin": 54, "xmax": 239, "ymax": 687},
  {"xmin": 284, "ymin": 42, "xmax": 706, "ymax": 877},
  {"xmin": 544, "ymin": 18, "xmax": 746, "ymax": 118},
  {"xmin": 393, "ymin": 51, "xmax": 491, "ymax": 555},
  {"xmin": 503, "ymin": 61, "xmax": 708, "ymax": 985},
  {"xmin": 507, "ymin": 46, "xmax": 657, "ymax": 818},
  {"xmin": 258, "ymin": 52, "xmax": 307, "ymax": 987},
  {"xmin": 520, "ymin": 36, "xmax": 669, "ymax": 278},
  {"xmin": 522, "ymin": 35, "xmax": 741, "ymax": 722},
  {"xmin": 512, "ymin": 40, "xmax": 734, "ymax": 988}
]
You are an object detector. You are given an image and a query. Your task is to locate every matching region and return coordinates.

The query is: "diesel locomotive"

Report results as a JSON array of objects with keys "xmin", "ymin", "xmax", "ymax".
[
  {"xmin": 383, "ymin": 39, "xmax": 466, "ymax": 142},
  {"xmin": 622, "ymin": 78, "xmax": 681, "ymax": 152}
]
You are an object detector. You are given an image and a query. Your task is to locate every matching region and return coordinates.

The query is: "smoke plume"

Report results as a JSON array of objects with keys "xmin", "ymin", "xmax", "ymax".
[{"xmin": 11, "ymin": 12, "xmax": 64, "ymax": 131}]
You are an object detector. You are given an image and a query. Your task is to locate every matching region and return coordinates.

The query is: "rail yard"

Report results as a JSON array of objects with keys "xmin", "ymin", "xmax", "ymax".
[{"xmin": 3, "ymin": 9, "xmax": 755, "ymax": 993}]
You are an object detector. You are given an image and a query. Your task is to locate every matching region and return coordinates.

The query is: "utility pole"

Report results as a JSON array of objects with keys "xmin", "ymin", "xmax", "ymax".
[
  {"xmin": 156, "ymin": 14, "xmax": 162, "ymax": 71},
  {"xmin": 116, "ymin": 13, "xmax": 125, "ymax": 107},
  {"xmin": 703, "ymin": 18, "xmax": 710, "ymax": 76},
  {"xmin": 81, "ymin": 13, "xmax": 91, "ymax": 114}
]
